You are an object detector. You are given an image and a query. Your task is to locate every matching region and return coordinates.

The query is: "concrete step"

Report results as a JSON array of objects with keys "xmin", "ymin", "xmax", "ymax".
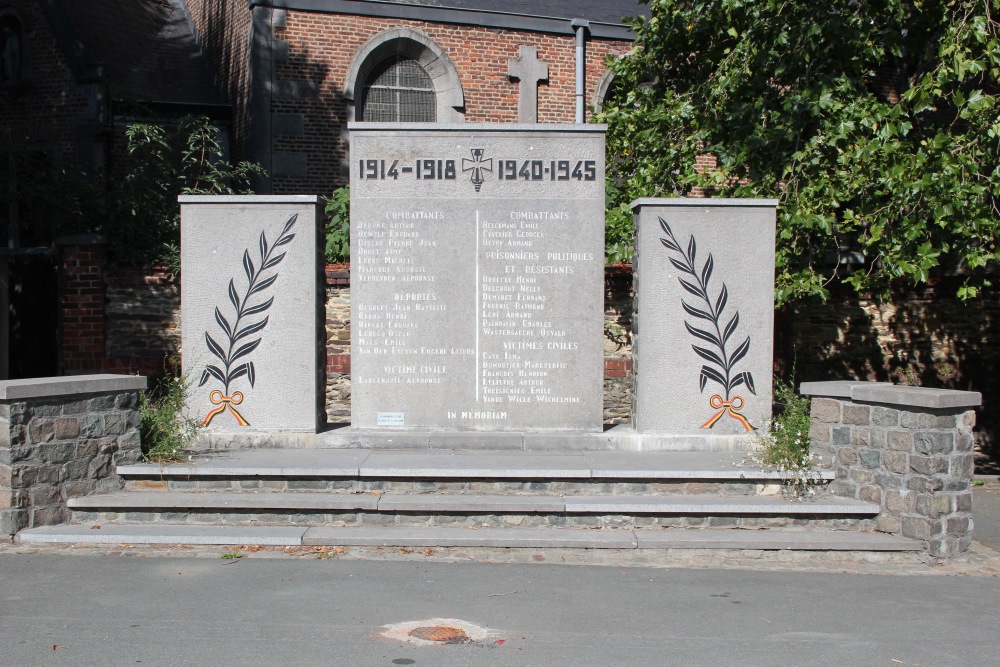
[
  {"xmin": 16, "ymin": 524, "xmax": 921, "ymax": 552},
  {"xmin": 118, "ymin": 449, "xmax": 835, "ymax": 482},
  {"xmin": 69, "ymin": 491, "xmax": 877, "ymax": 516}
]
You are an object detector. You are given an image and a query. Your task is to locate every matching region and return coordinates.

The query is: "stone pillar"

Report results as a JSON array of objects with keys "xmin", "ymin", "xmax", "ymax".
[
  {"xmin": 631, "ymin": 198, "xmax": 777, "ymax": 450},
  {"xmin": 56, "ymin": 234, "xmax": 108, "ymax": 375},
  {"xmin": 802, "ymin": 380, "xmax": 981, "ymax": 561},
  {"xmin": 180, "ymin": 196, "xmax": 322, "ymax": 433},
  {"xmin": 0, "ymin": 375, "xmax": 145, "ymax": 538}
]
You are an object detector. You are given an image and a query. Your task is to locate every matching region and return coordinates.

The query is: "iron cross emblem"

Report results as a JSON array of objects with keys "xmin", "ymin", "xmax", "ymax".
[{"xmin": 462, "ymin": 149, "xmax": 493, "ymax": 192}]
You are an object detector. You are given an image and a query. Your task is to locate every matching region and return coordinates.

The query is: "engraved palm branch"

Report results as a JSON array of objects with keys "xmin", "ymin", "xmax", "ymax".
[
  {"xmin": 658, "ymin": 216, "xmax": 755, "ymax": 400},
  {"xmin": 200, "ymin": 214, "xmax": 297, "ymax": 394}
]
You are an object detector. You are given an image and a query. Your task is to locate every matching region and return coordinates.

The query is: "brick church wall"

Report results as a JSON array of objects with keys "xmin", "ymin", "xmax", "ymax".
[
  {"xmin": 271, "ymin": 12, "xmax": 630, "ymax": 194},
  {"xmin": 0, "ymin": 0, "xmax": 94, "ymax": 161},
  {"xmin": 181, "ymin": 0, "xmax": 254, "ymax": 164}
]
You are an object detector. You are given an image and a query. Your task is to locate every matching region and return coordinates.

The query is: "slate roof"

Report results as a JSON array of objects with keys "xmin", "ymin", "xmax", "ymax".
[{"xmin": 51, "ymin": 0, "xmax": 225, "ymax": 106}]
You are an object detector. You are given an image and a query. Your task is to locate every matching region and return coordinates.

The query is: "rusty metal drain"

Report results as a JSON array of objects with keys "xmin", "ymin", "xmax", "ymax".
[
  {"xmin": 408, "ymin": 625, "xmax": 472, "ymax": 644},
  {"xmin": 380, "ymin": 618, "xmax": 500, "ymax": 646}
]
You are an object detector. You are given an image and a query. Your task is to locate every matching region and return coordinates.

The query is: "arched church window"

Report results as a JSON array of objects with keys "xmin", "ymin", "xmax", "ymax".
[
  {"xmin": 344, "ymin": 29, "xmax": 464, "ymax": 124},
  {"xmin": 0, "ymin": 14, "xmax": 23, "ymax": 84},
  {"xmin": 359, "ymin": 55, "xmax": 436, "ymax": 122}
]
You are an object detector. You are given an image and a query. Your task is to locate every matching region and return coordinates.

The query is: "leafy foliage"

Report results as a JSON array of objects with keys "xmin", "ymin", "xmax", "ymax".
[
  {"xmin": 200, "ymin": 215, "xmax": 297, "ymax": 394},
  {"xmin": 140, "ymin": 359, "xmax": 198, "ymax": 461},
  {"xmin": 110, "ymin": 116, "xmax": 266, "ymax": 266},
  {"xmin": 323, "ymin": 185, "xmax": 351, "ymax": 263},
  {"xmin": 659, "ymin": 217, "xmax": 755, "ymax": 398},
  {"xmin": 748, "ymin": 377, "xmax": 819, "ymax": 497},
  {"xmin": 757, "ymin": 378, "xmax": 812, "ymax": 469},
  {"xmin": 598, "ymin": 0, "xmax": 1000, "ymax": 302}
]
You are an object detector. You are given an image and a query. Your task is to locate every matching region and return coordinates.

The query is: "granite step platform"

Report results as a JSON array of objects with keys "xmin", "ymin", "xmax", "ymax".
[
  {"xmin": 68, "ymin": 491, "xmax": 877, "ymax": 516},
  {"xmin": 16, "ymin": 524, "xmax": 921, "ymax": 552},
  {"xmin": 118, "ymin": 449, "xmax": 835, "ymax": 482}
]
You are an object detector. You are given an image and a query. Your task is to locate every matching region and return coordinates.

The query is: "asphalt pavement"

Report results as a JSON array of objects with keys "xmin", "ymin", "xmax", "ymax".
[{"xmin": 1, "ymin": 552, "xmax": 998, "ymax": 666}]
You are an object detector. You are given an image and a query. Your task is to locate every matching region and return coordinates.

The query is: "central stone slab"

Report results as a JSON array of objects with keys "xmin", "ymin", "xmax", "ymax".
[{"xmin": 349, "ymin": 123, "xmax": 606, "ymax": 432}]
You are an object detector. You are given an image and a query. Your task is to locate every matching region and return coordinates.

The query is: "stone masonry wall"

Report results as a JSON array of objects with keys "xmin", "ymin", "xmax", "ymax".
[
  {"xmin": 0, "ymin": 376, "xmax": 146, "ymax": 538},
  {"xmin": 804, "ymin": 381, "xmax": 980, "ymax": 561}
]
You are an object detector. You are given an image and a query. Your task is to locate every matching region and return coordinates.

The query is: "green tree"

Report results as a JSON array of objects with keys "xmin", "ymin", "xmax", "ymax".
[
  {"xmin": 108, "ymin": 116, "xmax": 265, "ymax": 267},
  {"xmin": 598, "ymin": 0, "xmax": 1000, "ymax": 303}
]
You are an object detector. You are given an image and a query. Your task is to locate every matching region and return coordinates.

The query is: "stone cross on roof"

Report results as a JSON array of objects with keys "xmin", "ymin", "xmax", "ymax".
[{"xmin": 508, "ymin": 45, "xmax": 549, "ymax": 123}]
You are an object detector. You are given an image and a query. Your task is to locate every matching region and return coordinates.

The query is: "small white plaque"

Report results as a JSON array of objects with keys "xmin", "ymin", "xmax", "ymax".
[{"xmin": 377, "ymin": 412, "xmax": 405, "ymax": 426}]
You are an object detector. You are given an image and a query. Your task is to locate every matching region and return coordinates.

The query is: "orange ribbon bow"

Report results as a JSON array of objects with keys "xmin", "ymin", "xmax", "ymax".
[
  {"xmin": 201, "ymin": 390, "xmax": 250, "ymax": 427},
  {"xmin": 701, "ymin": 394, "xmax": 753, "ymax": 431}
]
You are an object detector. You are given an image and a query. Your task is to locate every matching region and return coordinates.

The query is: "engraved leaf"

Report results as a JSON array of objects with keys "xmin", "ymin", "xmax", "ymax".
[
  {"xmin": 723, "ymin": 312, "xmax": 740, "ymax": 343},
  {"xmin": 670, "ymin": 257, "xmax": 694, "ymax": 274},
  {"xmin": 699, "ymin": 371, "xmax": 707, "ymax": 392},
  {"xmin": 280, "ymin": 213, "xmax": 297, "ymax": 236},
  {"xmin": 715, "ymin": 283, "xmax": 729, "ymax": 315},
  {"xmin": 248, "ymin": 361, "xmax": 256, "ymax": 387},
  {"xmin": 658, "ymin": 216, "xmax": 674, "ymax": 238},
  {"xmin": 261, "ymin": 251, "xmax": 286, "ymax": 271},
  {"xmin": 234, "ymin": 316, "xmax": 269, "ymax": 342},
  {"xmin": 660, "ymin": 237, "xmax": 680, "ymax": 251},
  {"xmin": 730, "ymin": 373, "xmax": 746, "ymax": 391},
  {"xmin": 248, "ymin": 273, "xmax": 277, "ymax": 296},
  {"xmin": 684, "ymin": 321, "xmax": 722, "ymax": 347},
  {"xmin": 730, "ymin": 336, "xmax": 751, "ymax": 367},
  {"xmin": 214, "ymin": 307, "xmax": 232, "ymax": 338},
  {"xmin": 692, "ymin": 344, "xmax": 725, "ymax": 368},
  {"xmin": 275, "ymin": 232, "xmax": 296, "ymax": 247},
  {"xmin": 243, "ymin": 249, "xmax": 255, "ymax": 283},
  {"xmin": 679, "ymin": 278, "xmax": 706, "ymax": 300},
  {"xmin": 205, "ymin": 333, "xmax": 227, "ymax": 363},
  {"xmin": 227, "ymin": 364, "xmax": 249, "ymax": 384},
  {"xmin": 228, "ymin": 279, "xmax": 240, "ymax": 311},
  {"xmin": 700, "ymin": 365, "xmax": 727, "ymax": 391},
  {"xmin": 682, "ymin": 300, "xmax": 713, "ymax": 321},
  {"xmin": 729, "ymin": 371, "xmax": 756, "ymax": 395},
  {"xmin": 687, "ymin": 235, "xmax": 696, "ymax": 265},
  {"xmin": 230, "ymin": 338, "xmax": 262, "ymax": 364},
  {"xmin": 242, "ymin": 296, "xmax": 274, "ymax": 316},
  {"xmin": 701, "ymin": 253, "xmax": 714, "ymax": 287},
  {"xmin": 259, "ymin": 231, "xmax": 269, "ymax": 262},
  {"xmin": 201, "ymin": 364, "xmax": 225, "ymax": 386}
]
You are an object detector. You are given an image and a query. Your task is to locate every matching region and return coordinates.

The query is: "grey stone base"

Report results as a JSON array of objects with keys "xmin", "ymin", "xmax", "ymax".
[
  {"xmin": 189, "ymin": 424, "xmax": 758, "ymax": 452},
  {"xmin": 71, "ymin": 509, "xmax": 875, "ymax": 532},
  {"xmin": 126, "ymin": 477, "xmax": 804, "ymax": 497},
  {"xmin": 17, "ymin": 525, "xmax": 921, "ymax": 557}
]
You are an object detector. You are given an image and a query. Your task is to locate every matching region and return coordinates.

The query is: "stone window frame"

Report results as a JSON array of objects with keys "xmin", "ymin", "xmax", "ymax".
[
  {"xmin": 344, "ymin": 28, "xmax": 465, "ymax": 123},
  {"xmin": 0, "ymin": 6, "xmax": 29, "ymax": 88},
  {"xmin": 591, "ymin": 70, "xmax": 615, "ymax": 114}
]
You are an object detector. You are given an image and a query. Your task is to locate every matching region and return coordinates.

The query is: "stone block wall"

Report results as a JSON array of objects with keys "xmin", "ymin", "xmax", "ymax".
[
  {"xmin": 0, "ymin": 375, "xmax": 146, "ymax": 538},
  {"xmin": 803, "ymin": 381, "xmax": 981, "ymax": 561}
]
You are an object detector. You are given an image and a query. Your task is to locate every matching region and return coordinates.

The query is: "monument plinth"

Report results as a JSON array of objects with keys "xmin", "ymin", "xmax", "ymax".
[
  {"xmin": 631, "ymin": 198, "xmax": 777, "ymax": 441},
  {"xmin": 350, "ymin": 123, "xmax": 606, "ymax": 432},
  {"xmin": 181, "ymin": 196, "xmax": 322, "ymax": 433}
]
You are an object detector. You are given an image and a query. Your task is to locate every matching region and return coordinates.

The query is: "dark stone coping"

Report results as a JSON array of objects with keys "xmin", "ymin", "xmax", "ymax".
[
  {"xmin": 630, "ymin": 197, "xmax": 780, "ymax": 210},
  {"xmin": 53, "ymin": 233, "xmax": 108, "ymax": 246},
  {"xmin": 177, "ymin": 195, "xmax": 319, "ymax": 204},
  {"xmin": 800, "ymin": 381, "xmax": 982, "ymax": 410},
  {"xmin": 0, "ymin": 375, "xmax": 147, "ymax": 401},
  {"xmin": 347, "ymin": 122, "xmax": 606, "ymax": 133}
]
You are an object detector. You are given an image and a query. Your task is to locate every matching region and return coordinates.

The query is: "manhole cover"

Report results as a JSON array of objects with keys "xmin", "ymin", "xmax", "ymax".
[
  {"xmin": 380, "ymin": 618, "xmax": 501, "ymax": 646},
  {"xmin": 408, "ymin": 626, "xmax": 472, "ymax": 644}
]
